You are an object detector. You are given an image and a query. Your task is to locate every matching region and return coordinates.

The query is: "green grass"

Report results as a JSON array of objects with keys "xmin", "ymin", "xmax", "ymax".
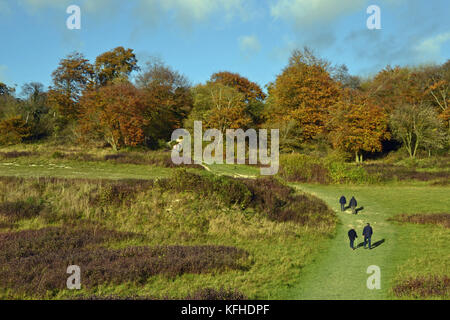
[
  {"xmin": 204, "ymin": 163, "xmax": 260, "ymax": 178},
  {"xmin": 281, "ymin": 183, "xmax": 450, "ymax": 300},
  {"xmin": 0, "ymin": 157, "xmax": 181, "ymax": 180},
  {"xmin": 0, "ymin": 144, "xmax": 448, "ymax": 300},
  {"xmin": 0, "ymin": 173, "xmax": 335, "ymax": 300}
]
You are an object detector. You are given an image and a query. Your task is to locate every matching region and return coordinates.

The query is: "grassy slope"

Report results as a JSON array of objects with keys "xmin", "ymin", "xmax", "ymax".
[
  {"xmin": 0, "ymin": 158, "xmax": 174, "ymax": 180},
  {"xmin": 282, "ymin": 183, "xmax": 450, "ymax": 300},
  {"xmin": 1, "ymin": 148, "xmax": 448, "ymax": 299},
  {"xmin": 0, "ymin": 163, "xmax": 335, "ymax": 299}
]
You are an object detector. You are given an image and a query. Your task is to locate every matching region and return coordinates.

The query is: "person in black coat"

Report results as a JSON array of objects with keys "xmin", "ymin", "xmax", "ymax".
[
  {"xmin": 339, "ymin": 196, "xmax": 347, "ymax": 211},
  {"xmin": 348, "ymin": 229, "xmax": 357, "ymax": 250},
  {"xmin": 349, "ymin": 196, "xmax": 357, "ymax": 214},
  {"xmin": 362, "ymin": 223, "xmax": 373, "ymax": 249}
]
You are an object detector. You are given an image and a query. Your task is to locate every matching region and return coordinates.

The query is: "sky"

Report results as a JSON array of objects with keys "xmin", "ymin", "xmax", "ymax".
[{"xmin": 0, "ymin": 0, "xmax": 449, "ymax": 94}]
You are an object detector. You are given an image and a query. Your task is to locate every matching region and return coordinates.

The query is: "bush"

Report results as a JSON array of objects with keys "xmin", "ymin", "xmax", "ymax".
[
  {"xmin": 278, "ymin": 153, "xmax": 373, "ymax": 184},
  {"xmin": 390, "ymin": 213, "xmax": 450, "ymax": 228},
  {"xmin": 0, "ymin": 226, "xmax": 250, "ymax": 297},
  {"xmin": 0, "ymin": 116, "xmax": 32, "ymax": 145},
  {"xmin": 157, "ymin": 169, "xmax": 253, "ymax": 209},
  {"xmin": 278, "ymin": 154, "xmax": 330, "ymax": 183},
  {"xmin": 325, "ymin": 160, "xmax": 373, "ymax": 184},
  {"xmin": 157, "ymin": 170, "xmax": 335, "ymax": 226},
  {"xmin": 242, "ymin": 177, "xmax": 335, "ymax": 226},
  {"xmin": 363, "ymin": 163, "xmax": 450, "ymax": 182},
  {"xmin": 0, "ymin": 197, "xmax": 45, "ymax": 222},
  {"xmin": 393, "ymin": 276, "xmax": 450, "ymax": 298},
  {"xmin": 0, "ymin": 151, "xmax": 36, "ymax": 159}
]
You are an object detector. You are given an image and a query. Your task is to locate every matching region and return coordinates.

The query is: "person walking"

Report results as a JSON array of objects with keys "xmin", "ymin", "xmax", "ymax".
[
  {"xmin": 363, "ymin": 223, "xmax": 373, "ymax": 249},
  {"xmin": 349, "ymin": 196, "xmax": 357, "ymax": 214},
  {"xmin": 348, "ymin": 229, "xmax": 357, "ymax": 250},
  {"xmin": 339, "ymin": 196, "xmax": 347, "ymax": 212}
]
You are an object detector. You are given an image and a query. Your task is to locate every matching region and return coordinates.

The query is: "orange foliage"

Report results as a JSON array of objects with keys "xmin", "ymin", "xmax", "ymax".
[
  {"xmin": 79, "ymin": 83, "xmax": 148, "ymax": 150},
  {"xmin": 328, "ymin": 90, "xmax": 390, "ymax": 159},
  {"xmin": 268, "ymin": 58, "xmax": 340, "ymax": 142}
]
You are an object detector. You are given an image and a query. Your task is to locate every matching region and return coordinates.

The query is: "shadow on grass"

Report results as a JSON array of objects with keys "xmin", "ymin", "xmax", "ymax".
[
  {"xmin": 371, "ymin": 239, "xmax": 385, "ymax": 249},
  {"xmin": 356, "ymin": 239, "xmax": 385, "ymax": 249},
  {"xmin": 355, "ymin": 207, "xmax": 364, "ymax": 214}
]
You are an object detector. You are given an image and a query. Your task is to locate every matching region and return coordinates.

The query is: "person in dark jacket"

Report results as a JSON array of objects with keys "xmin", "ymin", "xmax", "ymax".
[
  {"xmin": 339, "ymin": 196, "xmax": 347, "ymax": 211},
  {"xmin": 349, "ymin": 196, "xmax": 357, "ymax": 214},
  {"xmin": 348, "ymin": 229, "xmax": 357, "ymax": 250},
  {"xmin": 362, "ymin": 223, "xmax": 373, "ymax": 249}
]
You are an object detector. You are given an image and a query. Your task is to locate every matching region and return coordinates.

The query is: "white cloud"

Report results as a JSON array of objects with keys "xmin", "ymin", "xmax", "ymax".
[
  {"xmin": 0, "ymin": 0, "xmax": 11, "ymax": 15},
  {"xmin": 238, "ymin": 35, "xmax": 261, "ymax": 58},
  {"xmin": 135, "ymin": 0, "xmax": 249, "ymax": 28},
  {"xmin": 414, "ymin": 32, "xmax": 450, "ymax": 61},
  {"xmin": 270, "ymin": 0, "xmax": 366, "ymax": 27},
  {"xmin": 18, "ymin": 0, "xmax": 72, "ymax": 11}
]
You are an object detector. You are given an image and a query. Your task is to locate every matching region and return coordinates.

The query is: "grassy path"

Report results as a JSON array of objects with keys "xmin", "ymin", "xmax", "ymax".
[{"xmin": 281, "ymin": 183, "xmax": 450, "ymax": 300}]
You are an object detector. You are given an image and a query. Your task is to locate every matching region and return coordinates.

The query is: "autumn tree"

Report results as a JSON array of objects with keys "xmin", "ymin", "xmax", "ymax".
[
  {"xmin": 329, "ymin": 90, "xmax": 390, "ymax": 162},
  {"xmin": 364, "ymin": 66, "xmax": 423, "ymax": 112},
  {"xmin": 331, "ymin": 64, "xmax": 361, "ymax": 90},
  {"xmin": 266, "ymin": 48, "xmax": 340, "ymax": 146},
  {"xmin": 48, "ymin": 52, "xmax": 94, "ymax": 119},
  {"xmin": 390, "ymin": 104, "xmax": 445, "ymax": 158},
  {"xmin": 210, "ymin": 71, "xmax": 266, "ymax": 125},
  {"xmin": 95, "ymin": 47, "xmax": 139, "ymax": 86},
  {"xmin": 422, "ymin": 61, "xmax": 450, "ymax": 130},
  {"xmin": 0, "ymin": 83, "xmax": 17, "ymax": 119},
  {"xmin": 187, "ymin": 82, "xmax": 252, "ymax": 132},
  {"xmin": 0, "ymin": 82, "xmax": 14, "ymax": 97},
  {"xmin": 0, "ymin": 116, "xmax": 31, "ymax": 145},
  {"xmin": 78, "ymin": 83, "xmax": 148, "ymax": 151},
  {"xmin": 136, "ymin": 59, "xmax": 193, "ymax": 147}
]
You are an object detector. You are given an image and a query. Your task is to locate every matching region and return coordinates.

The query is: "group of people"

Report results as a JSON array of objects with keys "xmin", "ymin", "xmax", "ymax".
[
  {"xmin": 339, "ymin": 195, "xmax": 374, "ymax": 250},
  {"xmin": 339, "ymin": 195, "xmax": 358, "ymax": 214},
  {"xmin": 347, "ymin": 224, "xmax": 373, "ymax": 250}
]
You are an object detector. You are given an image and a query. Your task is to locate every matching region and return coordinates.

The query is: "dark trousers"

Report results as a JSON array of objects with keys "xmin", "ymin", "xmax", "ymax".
[
  {"xmin": 349, "ymin": 239, "xmax": 355, "ymax": 249},
  {"xmin": 341, "ymin": 203, "xmax": 345, "ymax": 211},
  {"xmin": 364, "ymin": 236, "xmax": 372, "ymax": 248}
]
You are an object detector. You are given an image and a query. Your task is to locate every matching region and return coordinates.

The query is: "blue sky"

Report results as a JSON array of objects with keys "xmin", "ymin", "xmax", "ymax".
[{"xmin": 1, "ymin": 0, "xmax": 449, "ymax": 93}]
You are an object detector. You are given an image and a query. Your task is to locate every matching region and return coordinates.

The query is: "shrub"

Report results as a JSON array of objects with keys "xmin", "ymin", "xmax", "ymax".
[
  {"xmin": 242, "ymin": 177, "xmax": 335, "ymax": 226},
  {"xmin": 157, "ymin": 170, "xmax": 253, "ymax": 209},
  {"xmin": 363, "ymin": 163, "xmax": 450, "ymax": 182},
  {"xmin": 0, "ymin": 116, "xmax": 32, "ymax": 145},
  {"xmin": 392, "ymin": 276, "xmax": 450, "ymax": 298},
  {"xmin": 0, "ymin": 151, "xmax": 36, "ymax": 159},
  {"xmin": 103, "ymin": 151, "xmax": 203, "ymax": 169},
  {"xmin": 0, "ymin": 226, "xmax": 249, "ymax": 297},
  {"xmin": 390, "ymin": 213, "xmax": 450, "ymax": 228},
  {"xmin": 0, "ymin": 197, "xmax": 45, "ymax": 222},
  {"xmin": 326, "ymin": 160, "xmax": 373, "ymax": 184},
  {"xmin": 278, "ymin": 154, "xmax": 330, "ymax": 183},
  {"xmin": 278, "ymin": 153, "xmax": 373, "ymax": 184}
]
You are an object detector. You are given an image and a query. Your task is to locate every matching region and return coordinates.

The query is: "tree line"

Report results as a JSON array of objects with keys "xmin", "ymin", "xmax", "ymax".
[{"xmin": 0, "ymin": 46, "xmax": 448, "ymax": 160}]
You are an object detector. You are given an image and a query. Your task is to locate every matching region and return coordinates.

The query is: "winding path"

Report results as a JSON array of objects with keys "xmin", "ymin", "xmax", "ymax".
[{"xmin": 284, "ymin": 184, "xmax": 399, "ymax": 300}]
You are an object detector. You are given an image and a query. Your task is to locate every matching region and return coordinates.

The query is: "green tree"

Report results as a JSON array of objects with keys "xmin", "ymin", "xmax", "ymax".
[
  {"xmin": 390, "ymin": 104, "xmax": 445, "ymax": 158},
  {"xmin": 48, "ymin": 52, "xmax": 94, "ymax": 119},
  {"xmin": 95, "ymin": 47, "xmax": 139, "ymax": 86},
  {"xmin": 136, "ymin": 58, "xmax": 193, "ymax": 148}
]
